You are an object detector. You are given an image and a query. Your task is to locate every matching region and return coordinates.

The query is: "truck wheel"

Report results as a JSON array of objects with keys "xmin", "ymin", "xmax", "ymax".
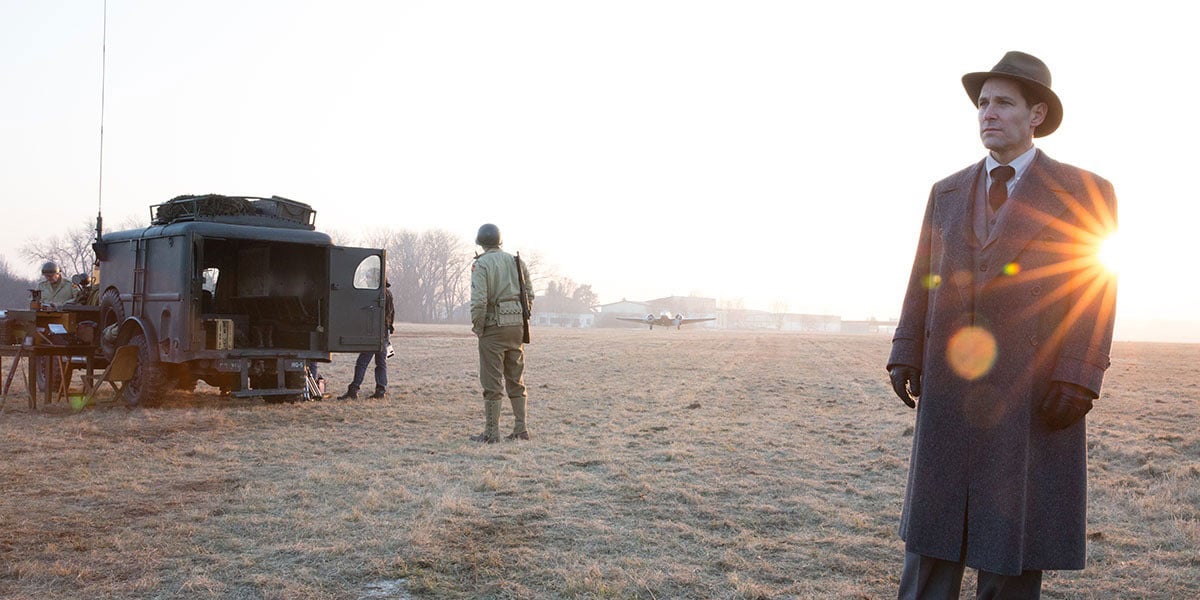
[
  {"xmin": 125, "ymin": 333, "xmax": 167, "ymax": 407},
  {"xmin": 98, "ymin": 289, "xmax": 125, "ymax": 359},
  {"xmin": 99, "ymin": 288, "xmax": 125, "ymax": 330},
  {"xmin": 284, "ymin": 370, "xmax": 308, "ymax": 402},
  {"xmin": 264, "ymin": 371, "xmax": 307, "ymax": 404}
]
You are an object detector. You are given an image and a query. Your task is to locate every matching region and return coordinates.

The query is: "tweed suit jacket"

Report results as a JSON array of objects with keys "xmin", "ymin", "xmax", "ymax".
[{"xmin": 888, "ymin": 150, "xmax": 1118, "ymax": 575}]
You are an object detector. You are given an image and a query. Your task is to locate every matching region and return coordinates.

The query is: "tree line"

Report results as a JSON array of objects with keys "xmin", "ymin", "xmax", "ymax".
[
  {"xmin": 358, "ymin": 228, "xmax": 474, "ymax": 323},
  {"xmin": 3, "ymin": 221, "xmax": 600, "ymax": 322}
]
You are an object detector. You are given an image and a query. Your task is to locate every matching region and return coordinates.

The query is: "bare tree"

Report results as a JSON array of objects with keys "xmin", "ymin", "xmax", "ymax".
[
  {"xmin": 572, "ymin": 284, "xmax": 599, "ymax": 309},
  {"xmin": 518, "ymin": 250, "xmax": 553, "ymax": 295},
  {"xmin": 538, "ymin": 278, "xmax": 599, "ymax": 314},
  {"xmin": 718, "ymin": 297, "xmax": 746, "ymax": 310},
  {"xmin": 20, "ymin": 219, "xmax": 99, "ymax": 279},
  {"xmin": 392, "ymin": 230, "xmax": 425, "ymax": 322},
  {"xmin": 419, "ymin": 229, "xmax": 470, "ymax": 321},
  {"xmin": 549, "ymin": 278, "xmax": 577, "ymax": 300},
  {"xmin": 359, "ymin": 227, "xmax": 471, "ymax": 323},
  {"xmin": 0, "ymin": 255, "xmax": 38, "ymax": 308}
]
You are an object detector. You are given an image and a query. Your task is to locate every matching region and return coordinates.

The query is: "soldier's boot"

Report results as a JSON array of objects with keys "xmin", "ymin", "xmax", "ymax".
[
  {"xmin": 506, "ymin": 396, "xmax": 530, "ymax": 440},
  {"xmin": 336, "ymin": 387, "xmax": 358, "ymax": 401},
  {"xmin": 367, "ymin": 386, "xmax": 386, "ymax": 400},
  {"xmin": 470, "ymin": 399, "xmax": 502, "ymax": 443}
]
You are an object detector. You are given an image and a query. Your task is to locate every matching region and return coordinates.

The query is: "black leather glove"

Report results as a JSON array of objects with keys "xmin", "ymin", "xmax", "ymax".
[
  {"xmin": 888, "ymin": 366, "xmax": 921, "ymax": 409},
  {"xmin": 1039, "ymin": 381, "xmax": 1095, "ymax": 430}
]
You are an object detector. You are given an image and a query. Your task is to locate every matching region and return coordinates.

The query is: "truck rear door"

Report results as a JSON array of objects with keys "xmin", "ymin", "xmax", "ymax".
[{"xmin": 327, "ymin": 246, "xmax": 387, "ymax": 353}]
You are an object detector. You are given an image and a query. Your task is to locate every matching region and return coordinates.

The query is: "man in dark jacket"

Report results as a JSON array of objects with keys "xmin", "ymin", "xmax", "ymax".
[
  {"xmin": 887, "ymin": 51, "xmax": 1118, "ymax": 598},
  {"xmin": 337, "ymin": 281, "xmax": 395, "ymax": 400}
]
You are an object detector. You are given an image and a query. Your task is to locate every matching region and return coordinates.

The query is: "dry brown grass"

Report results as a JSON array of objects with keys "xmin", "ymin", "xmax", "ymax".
[{"xmin": 1, "ymin": 325, "xmax": 1197, "ymax": 599}]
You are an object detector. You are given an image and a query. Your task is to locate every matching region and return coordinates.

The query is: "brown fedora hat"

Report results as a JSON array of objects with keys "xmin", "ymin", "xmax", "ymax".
[{"xmin": 962, "ymin": 51, "xmax": 1063, "ymax": 137}]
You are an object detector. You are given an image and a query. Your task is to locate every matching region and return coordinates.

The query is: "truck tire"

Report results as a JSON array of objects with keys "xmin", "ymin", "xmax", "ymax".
[
  {"xmin": 125, "ymin": 333, "xmax": 168, "ymax": 406},
  {"xmin": 98, "ymin": 289, "xmax": 125, "ymax": 359},
  {"xmin": 99, "ymin": 288, "xmax": 125, "ymax": 330},
  {"xmin": 262, "ymin": 371, "xmax": 307, "ymax": 404},
  {"xmin": 283, "ymin": 370, "xmax": 308, "ymax": 402}
]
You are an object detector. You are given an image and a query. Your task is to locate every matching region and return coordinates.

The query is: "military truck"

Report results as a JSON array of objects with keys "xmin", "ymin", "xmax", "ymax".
[{"xmin": 94, "ymin": 194, "xmax": 386, "ymax": 405}]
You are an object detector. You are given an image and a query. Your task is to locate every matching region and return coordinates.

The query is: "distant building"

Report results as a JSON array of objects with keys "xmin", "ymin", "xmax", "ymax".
[
  {"xmin": 718, "ymin": 309, "xmax": 843, "ymax": 331},
  {"xmin": 646, "ymin": 296, "xmax": 717, "ymax": 320},
  {"xmin": 718, "ymin": 308, "xmax": 775, "ymax": 330},
  {"xmin": 532, "ymin": 292, "xmax": 596, "ymax": 328},
  {"xmin": 598, "ymin": 295, "xmax": 855, "ymax": 333},
  {"xmin": 781, "ymin": 313, "xmax": 842, "ymax": 332},
  {"xmin": 839, "ymin": 318, "xmax": 899, "ymax": 334},
  {"xmin": 596, "ymin": 299, "xmax": 651, "ymax": 328},
  {"xmin": 531, "ymin": 311, "xmax": 595, "ymax": 328}
]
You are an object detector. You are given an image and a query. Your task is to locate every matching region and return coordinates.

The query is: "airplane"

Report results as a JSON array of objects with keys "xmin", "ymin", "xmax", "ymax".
[{"xmin": 617, "ymin": 312, "xmax": 716, "ymax": 330}]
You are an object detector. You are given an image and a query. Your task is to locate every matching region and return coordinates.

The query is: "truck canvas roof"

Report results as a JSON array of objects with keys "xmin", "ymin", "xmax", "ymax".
[{"xmin": 151, "ymin": 194, "xmax": 318, "ymax": 230}]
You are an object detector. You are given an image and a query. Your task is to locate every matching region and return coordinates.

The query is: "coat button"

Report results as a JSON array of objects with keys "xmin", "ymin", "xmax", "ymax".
[
  {"xmin": 1032, "ymin": 285, "xmax": 1042, "ymax": 296},
  {"xmin": 979, "ymin": 263, "xmax": 989, "ymax": 272},
  {"xmin": 1030, "ymin": 336, "xmax": 1039, "ymax": 346}
]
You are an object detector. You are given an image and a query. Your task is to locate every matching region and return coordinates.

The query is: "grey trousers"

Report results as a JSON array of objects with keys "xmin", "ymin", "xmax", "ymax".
[{"xmin": 898, "ymin": 552, "xmax": 1043, "ymax": 600}]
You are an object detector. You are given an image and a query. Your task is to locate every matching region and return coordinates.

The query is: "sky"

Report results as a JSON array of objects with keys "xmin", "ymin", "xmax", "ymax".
[{"xmin": 1, "ymin": 0, "xmax": 1197, "ymax": 342}]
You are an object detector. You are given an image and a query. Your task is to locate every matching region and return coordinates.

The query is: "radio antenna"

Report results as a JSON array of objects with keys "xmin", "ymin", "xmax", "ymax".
[{"xmin": 95, "ymin": 0, "xmax": 107, "ymax": 244}]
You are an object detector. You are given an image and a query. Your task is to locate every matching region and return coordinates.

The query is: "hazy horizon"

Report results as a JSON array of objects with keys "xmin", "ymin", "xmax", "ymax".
[{"xmin": 3, "ymin": 1, "xmax": 1197, "ymax": 343}]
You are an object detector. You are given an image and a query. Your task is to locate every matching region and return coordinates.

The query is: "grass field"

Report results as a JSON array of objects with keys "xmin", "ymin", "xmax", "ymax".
[{"xmin": 1, "ymin": 325, "xmax": 1197, "ymax": 599}]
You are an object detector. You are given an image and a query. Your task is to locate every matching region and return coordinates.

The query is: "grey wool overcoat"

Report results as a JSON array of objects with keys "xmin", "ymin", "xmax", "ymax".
[{"xmin": 888, "ymin": 150, "xmax": 1118, "ymax": 576}]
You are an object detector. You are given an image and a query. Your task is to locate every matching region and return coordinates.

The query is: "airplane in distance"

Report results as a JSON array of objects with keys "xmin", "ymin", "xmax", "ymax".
[{"xmin": 617, "ymin": 312, "xmax": 717, "ymax": 330}]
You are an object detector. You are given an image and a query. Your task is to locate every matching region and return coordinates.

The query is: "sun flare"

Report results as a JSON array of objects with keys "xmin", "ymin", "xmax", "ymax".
[{"xmin": 1097, "ymin": 231, "xmax": 1123, "ymax": 274}]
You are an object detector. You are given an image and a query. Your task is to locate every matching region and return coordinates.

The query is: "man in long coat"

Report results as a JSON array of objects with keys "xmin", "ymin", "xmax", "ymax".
[{"xmin": 887, "ymin": 51, "xmax": 1118, "ymax": 598}]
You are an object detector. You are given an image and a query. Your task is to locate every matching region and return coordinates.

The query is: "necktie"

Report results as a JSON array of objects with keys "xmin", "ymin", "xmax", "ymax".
[{"xmin": 989, "ymin": 165, "xmax": 1016, "ymax": 212}]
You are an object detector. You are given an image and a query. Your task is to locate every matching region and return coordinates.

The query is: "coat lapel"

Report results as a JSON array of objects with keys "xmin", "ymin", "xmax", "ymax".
[
  {"xmin": 935, "ymin": 162, "xmax": 981, "ymax": 312},
  {"xmin": 984, "ymin": 152, "xmax": 1070, "ymax": 278}
]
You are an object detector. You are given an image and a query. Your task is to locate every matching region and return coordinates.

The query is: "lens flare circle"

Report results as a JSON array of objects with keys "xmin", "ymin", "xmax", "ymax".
[{"xmin": 946, "ymin": 326, "xmax": 998, "ymax": 381}]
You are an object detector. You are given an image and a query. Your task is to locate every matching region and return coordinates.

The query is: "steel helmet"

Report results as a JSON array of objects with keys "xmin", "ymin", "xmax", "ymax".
[
  {"xmin": 475, "ymin": 223, "xmax": 501, "ymax": 247},
  {"xmin": 41, "ymin": 261, "xmax": 60, "ymax": 275}
]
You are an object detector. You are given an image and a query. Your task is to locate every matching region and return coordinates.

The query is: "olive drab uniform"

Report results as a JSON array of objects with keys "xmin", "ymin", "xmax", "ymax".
[
  {"xmin": 471, "ymin": 247, "xmax": 533, "ymax": 442},
  {"xmin": 37, "ymin": 278, "xmax": 75, "ymax": 307}
]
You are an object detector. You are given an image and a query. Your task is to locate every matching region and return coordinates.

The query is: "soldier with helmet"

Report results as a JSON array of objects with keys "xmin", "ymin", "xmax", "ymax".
[
  {"xmin": 469, "ymin": 223, "xmax": 534, "ymax": 443},
  {"xmin": 36, "ymin": 261, "xmax": 75, "ymax": 308},
  {"xmin": 70, "ymin": 273, "xmax": 99, "ymax": 305}
]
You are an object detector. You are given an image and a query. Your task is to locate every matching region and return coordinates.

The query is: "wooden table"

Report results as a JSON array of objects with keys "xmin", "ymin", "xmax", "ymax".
[
  {"xmin": 0, "ymin": 344, "xmax": 22, "ymax": 409},
  {"xmin": 1, "ymin": 343, "xmax": 99, "ymax": 410}
]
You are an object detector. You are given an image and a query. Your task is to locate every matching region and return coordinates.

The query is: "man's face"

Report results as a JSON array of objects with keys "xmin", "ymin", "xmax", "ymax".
[
  {"xmin": 44, "ymin": 271, "xmax": 60, "ymax": 284},
  {"xmin": 977, "ymin": 77, "xmax": 1046, "ymax": 162}
]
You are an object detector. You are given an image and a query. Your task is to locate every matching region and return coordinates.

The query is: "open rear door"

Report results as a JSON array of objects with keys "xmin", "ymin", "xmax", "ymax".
[{"xmin": 327, "ymin": 246, "xmax": 386, "ymax": 353}]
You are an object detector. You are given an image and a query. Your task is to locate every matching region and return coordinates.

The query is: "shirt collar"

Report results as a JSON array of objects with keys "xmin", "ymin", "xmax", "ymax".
[{"xmin": 985, "ymin": 145, "xmax": 1037, "ymax": 184}]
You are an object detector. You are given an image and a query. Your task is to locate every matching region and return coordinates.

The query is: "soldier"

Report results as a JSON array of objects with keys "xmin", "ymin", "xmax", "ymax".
[
  {"xmin": 70, "ymin": 273, "xmax": 99, "ymax": 305},
  {"xmin": 37, "ymin": 261, "xmax": 75, "ymax": 308},
  {"xmin": 469, "ymin": 223, "xmax": 533, "ymax": 443}
]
